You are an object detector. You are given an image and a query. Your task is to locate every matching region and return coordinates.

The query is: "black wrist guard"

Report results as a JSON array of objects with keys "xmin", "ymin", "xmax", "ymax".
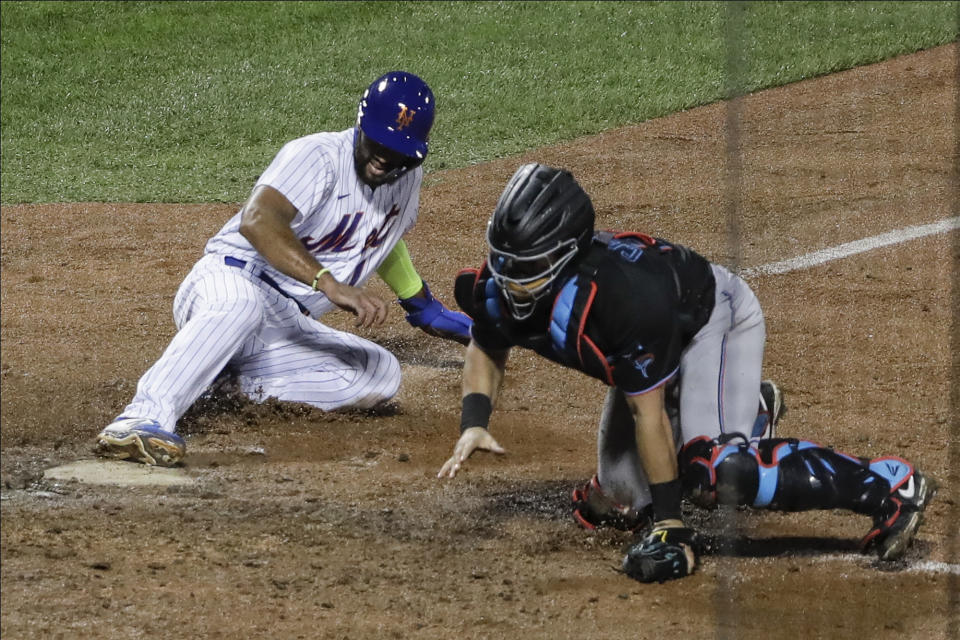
[
  {"xmin": 649, "ymin": 479, "xmax": 683, "ymax": 522},
  {"xmin": 460, "ymin": 393, "xmax": 492, "ymax": 433}
]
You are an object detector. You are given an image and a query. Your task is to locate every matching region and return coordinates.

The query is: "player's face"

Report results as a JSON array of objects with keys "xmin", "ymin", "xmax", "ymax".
[
  {"xmin": 495, "ymin": 255, "xmax": 552, "ymax": 301},
  {"xmin": 505, "ymin": 277, "xmax": 551, "ymax": 301},
  {"xmin": 487, "ymin": 237, "xmax": 581, "ymax": 321},
  {"xmin": 355, "ymin": 132, "xmax": 410, "ymax": 187}
]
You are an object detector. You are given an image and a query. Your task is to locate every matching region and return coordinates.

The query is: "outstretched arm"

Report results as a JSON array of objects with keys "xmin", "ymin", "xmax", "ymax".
[
  {"xmin": 239, "ymin": 185, "xmax": 388, "ymax": 328},
  {"xmin": 378, "ymin": 240, "xmax": 472, "ymax": 344},
  {"xmin": 437, "ymin": 341, "xmax": 509, "ymax": 478}
]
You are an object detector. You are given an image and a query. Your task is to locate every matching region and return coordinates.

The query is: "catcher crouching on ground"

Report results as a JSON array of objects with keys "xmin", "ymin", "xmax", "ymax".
[{"xmin": 437, "ymin": 163, "xmax": 937, "ymax": 583}]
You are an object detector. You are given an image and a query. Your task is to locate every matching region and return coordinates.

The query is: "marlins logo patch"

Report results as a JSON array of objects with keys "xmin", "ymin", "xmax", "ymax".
[
  {"xmin": 396, "ymin": 105, "xmax": 416, "ymax": 130},
  {"xmin": 633, "ymin": 353, "xmax": 655, "ymax": 378}
]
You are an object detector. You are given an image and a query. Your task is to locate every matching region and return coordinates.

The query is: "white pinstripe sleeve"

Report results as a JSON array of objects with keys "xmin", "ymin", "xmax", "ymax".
[
  {"xmin": 256, "ymin": 136, "xmax": 336, "ymax": 218},
  {"xmin": 401, "ymin": 168, "xmax": 422, "ymax": 236}
]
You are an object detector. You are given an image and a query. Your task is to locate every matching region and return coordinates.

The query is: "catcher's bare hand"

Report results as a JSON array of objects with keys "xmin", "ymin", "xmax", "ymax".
[
  {"xmin": 437, "ymin": 426, "xmax": 505, "ymax": 478},
  {"xmin": 621, "ymin": 519, "xmax": 699, "ymax": 583},
  {"xmin": 323, "ymin": 280, "xmax": 389, "ymax": 328}
]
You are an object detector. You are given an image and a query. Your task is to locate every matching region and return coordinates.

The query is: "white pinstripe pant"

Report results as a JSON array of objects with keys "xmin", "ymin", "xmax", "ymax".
[
  {"xmin": 121, "ymin": 254, "xmax": 401, "ymax": 433},
  {"xmin": 597, "ymin": 264, "xmax": 766, "ymax": 509}
]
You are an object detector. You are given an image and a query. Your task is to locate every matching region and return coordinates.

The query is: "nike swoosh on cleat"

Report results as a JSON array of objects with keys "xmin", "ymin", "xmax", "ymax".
[{"xmin": 898, "ymin": 476, "xmax": 916, "ymax": 500}]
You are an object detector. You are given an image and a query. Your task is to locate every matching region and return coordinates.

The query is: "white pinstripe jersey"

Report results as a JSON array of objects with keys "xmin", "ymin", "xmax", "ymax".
[{"xmin": 204, "ymin": 128, "xmax": 421, "ymax": 317}]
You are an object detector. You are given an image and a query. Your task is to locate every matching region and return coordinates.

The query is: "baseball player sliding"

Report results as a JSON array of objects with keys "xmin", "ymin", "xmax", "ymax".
[
  {"xmin": 439, "ymin": 163, "xmax": 937, "ymax": 583},
  {"xmin": 97, "ymin": 71, "xmax": 471, "ymax": 467}
]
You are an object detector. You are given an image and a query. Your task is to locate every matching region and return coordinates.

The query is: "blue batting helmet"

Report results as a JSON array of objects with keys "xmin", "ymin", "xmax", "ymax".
[{"xmin": 356, "ymin": 71, "xmax": 435, "ymax": 161}]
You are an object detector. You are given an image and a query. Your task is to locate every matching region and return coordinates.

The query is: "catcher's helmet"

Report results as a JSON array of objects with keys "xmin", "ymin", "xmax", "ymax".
[
  {"xmin": 487, "ymin": 163, "xmax": 595, "ymax": 320},
  {"xmin": 356, "ymin": 71, "xmax": 434, "ymax": 161}
]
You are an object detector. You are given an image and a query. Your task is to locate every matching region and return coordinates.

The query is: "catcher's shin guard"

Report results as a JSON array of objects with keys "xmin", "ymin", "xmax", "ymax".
[
  {"xmin": 680, "ymin": 436, "xmax": 937, "ymax": 560},
  {"xmin": 680, "ymin": 435, "xmax": 893, "ymax": 514}
]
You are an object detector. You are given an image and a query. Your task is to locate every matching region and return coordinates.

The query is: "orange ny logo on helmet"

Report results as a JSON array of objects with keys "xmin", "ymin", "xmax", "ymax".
[{"xmin": 395, "ymin": 105, "xmax": 416, "ymax": 130}]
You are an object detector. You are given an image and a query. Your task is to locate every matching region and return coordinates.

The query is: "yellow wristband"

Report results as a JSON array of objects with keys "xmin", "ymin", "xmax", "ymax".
[{"xmin": 311, "ymin": 267, "xmax": 331, "ymax": 291}]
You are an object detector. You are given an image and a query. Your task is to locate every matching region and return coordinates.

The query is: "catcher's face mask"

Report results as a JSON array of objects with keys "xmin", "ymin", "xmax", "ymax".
[{"xmin": 487, "ymin": 233, "xmax": 580, "ymax": 321}]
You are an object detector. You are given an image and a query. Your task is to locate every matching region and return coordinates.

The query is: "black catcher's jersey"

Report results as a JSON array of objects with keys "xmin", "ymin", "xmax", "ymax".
[{"xmin": 454, "ymin": 231, "xmax": 716, "ymax": 395}]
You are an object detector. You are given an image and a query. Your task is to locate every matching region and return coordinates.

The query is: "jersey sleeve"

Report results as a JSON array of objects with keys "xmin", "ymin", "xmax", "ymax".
[
  {"xmin": 256, "ymin": 136, "xmax": 336, "ymax": 220},
  {"xmin": 400, "ymin": 168, "xmax": 422, "ymax": 236}
]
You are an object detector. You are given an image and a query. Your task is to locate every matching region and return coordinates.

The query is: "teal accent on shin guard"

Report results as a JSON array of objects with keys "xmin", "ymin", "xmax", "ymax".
[{"xmin": 680, "ymin": 436, "xmax": 893, "ymax": 514}]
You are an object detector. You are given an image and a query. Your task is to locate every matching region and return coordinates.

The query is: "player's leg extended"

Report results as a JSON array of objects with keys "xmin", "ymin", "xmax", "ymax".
[
  {"xmin": 572, "ymin": 388, "xmax": 654, "ymax": 531},
  {"xmin": 119, "ymin": 257, "xmax": 268, "ymax": 431},
  {"xmin": 232, "ymin": 312, "xmax": 401, "ymax": 411},
  {"xmin": 597, "ymin": 387, "xmax": 655, "ymax": 508},
  {"xmin": 676, "ymin": 265, "xmax": 936, "ymax": 559},
  {"xmin": 678, "ymin": 264, "xmax": 767, "ymax": 444},
  {"xmin": 97, "ymin": 258, "xmax": 268, "ymax": 465},
  {"xmin": 680, "ymin": 435, "xmax": 938, "ymax": 560}
]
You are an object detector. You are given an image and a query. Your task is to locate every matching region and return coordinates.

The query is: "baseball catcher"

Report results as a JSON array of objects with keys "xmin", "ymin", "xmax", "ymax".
[{"xmin": 437, "ymin": 163, "xmax": 937, "ymax": 583}]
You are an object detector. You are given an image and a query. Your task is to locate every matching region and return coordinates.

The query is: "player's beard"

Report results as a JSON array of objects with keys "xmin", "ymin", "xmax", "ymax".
[
  {"xmin": 354, "ymin": 133, "xmax": 411, "ymax": 188},
  {"xmin": 355, "ymin": 153, "xmax": 395, "ymax": 187}
]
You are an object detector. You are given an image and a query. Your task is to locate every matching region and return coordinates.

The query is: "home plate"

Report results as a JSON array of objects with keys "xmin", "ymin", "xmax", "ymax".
[{"xmin": 44, "ymin": 460, "xmax": 195, "ymax": 487}]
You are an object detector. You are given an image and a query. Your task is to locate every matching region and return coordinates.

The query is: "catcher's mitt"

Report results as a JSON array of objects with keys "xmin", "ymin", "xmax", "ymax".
[{"xmin": 622, "ymin": 521, "xmax": 700, "ymax": 583}]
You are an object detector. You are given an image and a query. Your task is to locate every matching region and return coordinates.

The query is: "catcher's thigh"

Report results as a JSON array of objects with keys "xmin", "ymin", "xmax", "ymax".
[
  {"xmin": 232, "ymin": 312, "xmax": 401, "ymax": 411},
  {"xmin": 678, "ymin": 264, "xmax": 765, "ymax": 442},
  {"xmin": 595, "ymin": 388, "xmax": 656, "ymax": 511}
]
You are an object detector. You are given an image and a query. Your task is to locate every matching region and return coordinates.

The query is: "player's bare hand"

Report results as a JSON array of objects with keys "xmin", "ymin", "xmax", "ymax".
[
  {"xmin": 437, "ymin": 427, "xmax": 505, "ymax": 479},
  {"xmin": 324, "ymin": 281, "xmax": 389, "ymax": 328}
]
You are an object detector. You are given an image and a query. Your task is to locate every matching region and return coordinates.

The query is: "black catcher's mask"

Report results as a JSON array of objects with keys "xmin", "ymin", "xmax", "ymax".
[{"xmin": 486, "ymin": 163, "xmax": 595, "ymax": 320}]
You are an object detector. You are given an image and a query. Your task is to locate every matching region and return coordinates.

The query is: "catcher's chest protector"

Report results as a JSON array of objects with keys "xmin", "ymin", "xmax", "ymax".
[
  {"xmin": 542, "ymin": 230, "xmax": 680, "ymax": 383},
  {"xmin": 546, "ymin": 251, "xmax": 613, "ymax": 383},
  {"xmin": 455, "ymin": 230, "xmax": 711, "ymax": 386}
]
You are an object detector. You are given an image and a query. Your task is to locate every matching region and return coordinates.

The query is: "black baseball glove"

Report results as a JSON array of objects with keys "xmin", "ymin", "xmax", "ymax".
[{"xmin": 621, "ymin": 520, "xmax": 700, "ymax": 583}]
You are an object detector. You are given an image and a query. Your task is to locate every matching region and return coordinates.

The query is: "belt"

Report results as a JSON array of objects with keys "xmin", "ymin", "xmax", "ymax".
[{"xmin": 224, "ymin": 256, "xmax": 310, "ymax": 316}]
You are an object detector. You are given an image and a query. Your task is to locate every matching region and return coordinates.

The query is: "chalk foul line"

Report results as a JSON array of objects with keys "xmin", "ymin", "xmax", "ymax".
[
  {"xmin": 808, "ymin": 553, "xmax": 960, "ymax": 576},
  {"xmin": 741, "ymin": 216, "xmax": 960, "ymax": 277},
  {"xmin": 736, "ymin": 219, "xmax": 960, "ymax": 578}
]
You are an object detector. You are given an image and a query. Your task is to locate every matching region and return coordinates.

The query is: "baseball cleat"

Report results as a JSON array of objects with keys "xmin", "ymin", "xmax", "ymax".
[
  {"xmin": 95, "ymin": 417, "xmax": 186, "ymax": 467},
  {"xmin": 571, "ymin": 475, "xmax": 652, "ymax": 532},
  {"xmin": 760, "ymin": 380, "xmax": 786, "ymax": 425},
  {"xmin": 757, "ymin": 379, "xmax": 786, "ymax": 439},
  {"xmin": 860, "ymin": 468, "xmax": 938, "ymax": 561}
]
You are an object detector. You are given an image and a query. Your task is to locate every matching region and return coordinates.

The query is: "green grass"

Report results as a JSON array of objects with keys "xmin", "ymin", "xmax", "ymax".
[{"xmin": 1, "ymin": 1, "xmax": 956, "ymax": 203}]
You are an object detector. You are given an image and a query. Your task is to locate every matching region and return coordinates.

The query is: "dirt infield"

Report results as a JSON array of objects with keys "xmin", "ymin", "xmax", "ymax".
[{"xmin": 1, "ymin": 43, "xmax": 956, "ymax": 639}]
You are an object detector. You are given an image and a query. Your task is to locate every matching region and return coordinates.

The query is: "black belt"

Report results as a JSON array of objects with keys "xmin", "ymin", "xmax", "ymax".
[{"xmin": 223, "ymin": 256, "xmax": 310, "ymax": 316}]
